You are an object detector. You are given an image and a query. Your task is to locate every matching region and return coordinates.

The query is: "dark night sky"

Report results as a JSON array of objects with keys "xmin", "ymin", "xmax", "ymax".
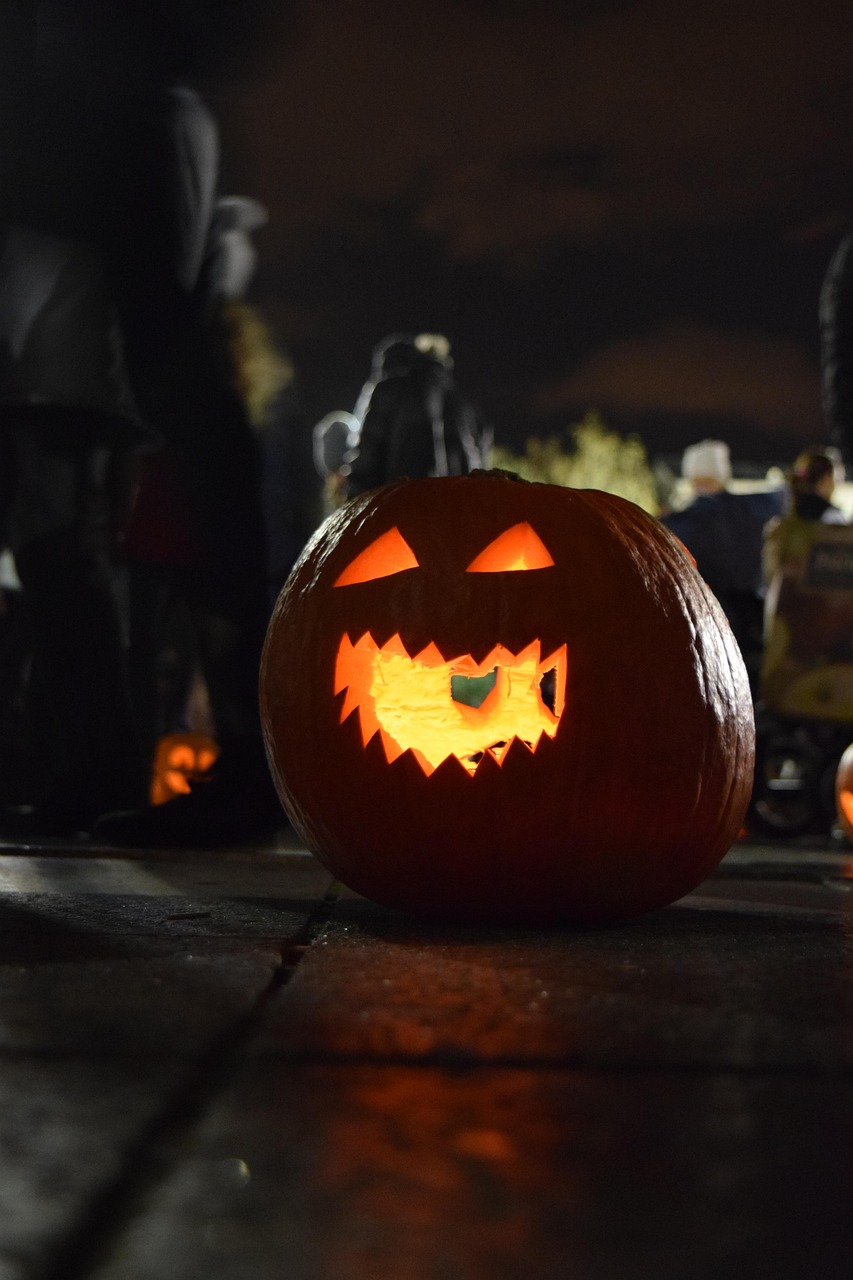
[{"xmin": 204, "ymin": 0, "xmax": 853, "ymax": 463}]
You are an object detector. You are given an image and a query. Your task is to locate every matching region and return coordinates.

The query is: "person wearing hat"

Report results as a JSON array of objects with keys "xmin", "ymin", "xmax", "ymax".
[
  {"xmin": 662, "ymin": 439, "xmax": 786, "ymax": 695},
  {"xmin": 681, "ymin": 439, "xmax": 734, "ymax": 493}
]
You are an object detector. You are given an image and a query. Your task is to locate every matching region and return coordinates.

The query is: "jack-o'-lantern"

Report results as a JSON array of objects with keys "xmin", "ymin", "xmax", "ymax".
[
  {"xmin": 150, "ymin": 732, "xmax": 219, "ymax": 806},
  {"xmin": 260, "ymin": 472, "xmax": 755, "ymax": 924},
  {"xmin": 834, "ymin": 743, "xmax": 853, "ymax": 842}
]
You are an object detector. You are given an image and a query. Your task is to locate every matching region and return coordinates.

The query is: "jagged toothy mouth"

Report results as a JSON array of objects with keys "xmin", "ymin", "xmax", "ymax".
[{"xmin": 334, "ymin": 632, "xmax": 567, "ymax": 775}]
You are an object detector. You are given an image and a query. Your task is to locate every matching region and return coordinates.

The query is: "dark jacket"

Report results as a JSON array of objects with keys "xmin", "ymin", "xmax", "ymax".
[
  {"xmin": 662, "ymin": 487, "xmax": 786, "ymax": 692},
  {"xmin": 663, "ymin": 488, "xmax": 786, "ymax": 600},
  {"xmin": 792, "ymin": 491, "xmax": 847, "ymax": 523}
]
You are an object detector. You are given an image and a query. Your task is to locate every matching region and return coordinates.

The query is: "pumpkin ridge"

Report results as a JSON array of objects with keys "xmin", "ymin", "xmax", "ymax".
[{"xmin": 661, "ymin": 546, "xmax": 754, "ymax": 863}]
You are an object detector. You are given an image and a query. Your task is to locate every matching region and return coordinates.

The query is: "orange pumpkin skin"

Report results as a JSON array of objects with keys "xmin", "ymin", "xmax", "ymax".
[
  {"xmin": 835, "ymin": 744, "xmax": 853, "ymax": 841},
  {"xmin": 260, "ymin": 473, "xmax": 755, "ymax": 925}
]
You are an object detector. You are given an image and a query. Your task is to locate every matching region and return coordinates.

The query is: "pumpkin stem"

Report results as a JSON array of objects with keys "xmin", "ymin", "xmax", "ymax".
[{"xmin": 469, "ymin": 467, "xmax": 529, "ymax": 484}]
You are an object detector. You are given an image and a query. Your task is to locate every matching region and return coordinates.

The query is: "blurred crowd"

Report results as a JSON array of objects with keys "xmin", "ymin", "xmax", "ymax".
[
  {"xmin": 0, "ymin": 3, "xmax": 493, "ymax": 844},
  {"xmin": 660, "ymin": 439, "xmax": 848, "ymax": 695},
  {"xmin": 2, "ymin": 3, "xmax": 853, "ymax": 847}
]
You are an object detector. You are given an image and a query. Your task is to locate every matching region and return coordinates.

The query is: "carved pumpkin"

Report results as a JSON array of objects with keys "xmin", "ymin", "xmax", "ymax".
[
  {"xmin": 834, "ymin": 743, "xmax": 853, "ymax": 842},
  {"xmin": 150, "ymin": 732, "xmax": 220, "ymax": 806},
  {"xmin": 260, "ymin": 472, "xmax": 755, "ymax": 924}
]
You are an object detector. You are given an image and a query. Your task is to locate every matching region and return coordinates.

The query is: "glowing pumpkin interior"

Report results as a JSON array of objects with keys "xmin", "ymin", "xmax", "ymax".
[{"xmin": 333, "ymin": 521, "xmax": 566, "ymax": 776}]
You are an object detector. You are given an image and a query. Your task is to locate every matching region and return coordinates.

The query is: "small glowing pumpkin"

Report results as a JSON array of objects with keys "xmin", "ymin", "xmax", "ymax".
[
  {"xmin": 260, "ymin": 472, "xmax": 755, "ymax": 924},
  {"xmin": 150, "ymin": 732, "xmax": 220, "ymax": 806},
  {"xmin": 835, "ymin": 743, "xmax": 853, "ymax": 841}
]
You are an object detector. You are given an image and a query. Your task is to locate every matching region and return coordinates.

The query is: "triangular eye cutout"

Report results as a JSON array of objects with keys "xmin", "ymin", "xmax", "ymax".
[
  {"xmin": 466, "ymin": 522, "xmax": 554, "ymax": 572},
  {"xmin": 334, "ymin": 527, "xmax": 419, "ymax": 586}
]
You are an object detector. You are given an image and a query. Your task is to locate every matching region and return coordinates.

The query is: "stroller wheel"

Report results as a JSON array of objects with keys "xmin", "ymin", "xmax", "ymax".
[{"xmin": 747, "ymin": 731, "xmax": 823, "ymax": 837}]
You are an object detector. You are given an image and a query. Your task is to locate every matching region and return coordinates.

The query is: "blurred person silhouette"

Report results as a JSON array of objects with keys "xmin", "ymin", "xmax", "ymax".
[
  {"xmin": 762, "ymin": 447, "xmax": 848, "ymax": 585},
  {"xmin": 119, "ymin": 200, "xmax": 314, "ymax": 764},
  {"xmin": 1, "ymin": 2, "xmax": 292, "ymax": 842},
  {"xmin": 351, "ymin": 332, "xmax": 414, "ymax": 426},
  {"xmin": 0, "ymin": 223, "xmax": 153, "ymax": 833},
  {"xmin": 0, "ymin": 4, "xmax": 156, "ymax": 829},
  {"xmin": 787, "ymin": 446, "xmax": 847, "ymax": 524},
  {"xmin": 345, "ymin": 333, "xmax": 492, "ymax": 498},
  {"xmin": 232, "ymin": 306, "xmax": 320, "ymax": 604},
  {"xmin": 167, "ymin": 191, "xmax": 319, "ymax": 600},
  {"xmin": 662, "ymin": 439, "xmax": 785, "ymax": 696},
  {"xmin": 313, "ymin": 411, "xmax": 358, "ymax": 514},
  {"xmin": 102, "ymin": 182, "xmax": 287, "ymax": 844},
  {"xmin": 206, "ymin": 195, "xmax": 321, "ymax": 595}
]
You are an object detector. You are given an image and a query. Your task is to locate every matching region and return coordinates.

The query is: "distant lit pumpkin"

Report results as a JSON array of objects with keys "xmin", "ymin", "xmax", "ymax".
[
  {"xmin": 260, "ymin": 472, "xmax": 755, "ymax": 924},
  {"xmin": 835, "ymin": 743, "xmax": 853, "ymax": 841},
  {"xmin": 150, "ymin": 732, "xmax": 219, "ymax": 806}
]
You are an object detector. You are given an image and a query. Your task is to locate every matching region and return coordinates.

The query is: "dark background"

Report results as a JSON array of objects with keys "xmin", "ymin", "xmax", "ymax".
[{"xmin": 15, "ymin": 0, "xmax": 853, "ymax": 465}]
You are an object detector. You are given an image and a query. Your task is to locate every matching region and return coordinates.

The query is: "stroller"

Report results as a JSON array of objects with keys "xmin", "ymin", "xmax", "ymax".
[{"xmin": 748, "ymin": 519, "xmax": 853, "ymax": 838}]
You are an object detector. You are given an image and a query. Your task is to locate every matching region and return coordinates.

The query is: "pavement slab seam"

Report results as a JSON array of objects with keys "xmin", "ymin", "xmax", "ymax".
[{"xmin": 37, "ymin": 890, "xmax": 339, "ymax": 1280}]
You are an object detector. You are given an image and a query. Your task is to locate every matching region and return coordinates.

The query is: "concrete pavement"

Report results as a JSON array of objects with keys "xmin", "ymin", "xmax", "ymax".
[{"xmin": 0, "ymin": 834, "xmax": 850, "ymax": 1279}]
